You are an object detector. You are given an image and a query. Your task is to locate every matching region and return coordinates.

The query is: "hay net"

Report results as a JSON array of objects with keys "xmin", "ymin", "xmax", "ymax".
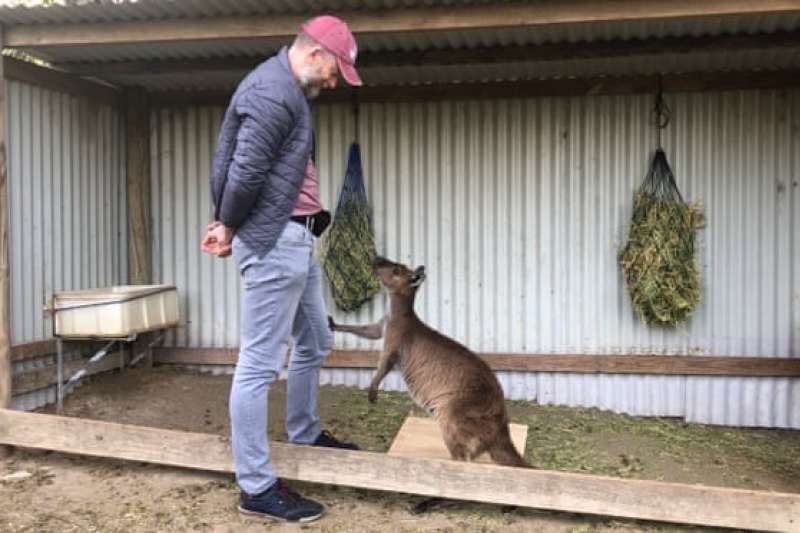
[
  {"xmin": 619, "ymin": 94, "xmax": 705, "ymax": 327},
  {"xmin": 320, "ymin": 142, "xmax": 381, "ymax": 312}
]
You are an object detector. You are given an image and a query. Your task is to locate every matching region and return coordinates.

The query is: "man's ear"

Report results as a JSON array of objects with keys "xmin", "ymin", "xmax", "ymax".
[{"xmin": 308, "ymin": 47, "xmax": 324, "ymax": 61}]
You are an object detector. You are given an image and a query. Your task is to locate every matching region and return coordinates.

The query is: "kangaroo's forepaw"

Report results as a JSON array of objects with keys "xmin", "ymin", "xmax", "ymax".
[
  {"xmin": 367, "ymin": 388, "xmax": 378, "ymax": 403},
  {"xmin": 327, "ymin": 315, "xmax": 337, "ymax": 331}
]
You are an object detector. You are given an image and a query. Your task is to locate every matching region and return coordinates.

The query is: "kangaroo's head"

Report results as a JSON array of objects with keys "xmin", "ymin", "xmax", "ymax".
[{"xmin": 373, "ymin": 256, "xmax": 426, "ymax": 297}]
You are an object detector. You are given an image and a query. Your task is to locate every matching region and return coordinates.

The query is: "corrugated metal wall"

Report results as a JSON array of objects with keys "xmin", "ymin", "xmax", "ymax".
[
  {"xmin": 151, "ymin": 89, "xmax": 800, "ymax": 428},
  {"xmin": 7, "ymin": 80, "xmax": 128, "ymax": 344},
  {"xmin": 6, "ymin": 79, "xmax": 127, "ymax": 409},
  {"xmin": 150, "ymin": 106, "xmax": 241, "ymax": 349}
]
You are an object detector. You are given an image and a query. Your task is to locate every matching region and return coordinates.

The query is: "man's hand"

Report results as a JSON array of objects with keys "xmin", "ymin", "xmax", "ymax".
[{"xmin": 201, "ymin": 221, "xmax": 234, "ymax": 257}]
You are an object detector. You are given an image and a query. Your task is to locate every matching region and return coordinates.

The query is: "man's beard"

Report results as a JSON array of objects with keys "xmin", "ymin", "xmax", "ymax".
[{"xmin": 297, "ymin": 68, "xmax": 323, "ymax": 99}]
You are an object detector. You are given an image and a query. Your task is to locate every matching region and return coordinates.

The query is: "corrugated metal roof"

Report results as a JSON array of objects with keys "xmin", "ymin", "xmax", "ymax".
[
  {"xmin": 2, "ymin": 1, "xmax": 799, "ymax": 90},
  {"xmin": 3, "ymin": 1, "xmax": 800, "ymax": 55},
  {"xmin": 0, "ymin": 0, "xmax": 500, "ymax": 25},
  {"xmin": 9, "ymin": 14, "xmax": 800, "ymax": 63}
]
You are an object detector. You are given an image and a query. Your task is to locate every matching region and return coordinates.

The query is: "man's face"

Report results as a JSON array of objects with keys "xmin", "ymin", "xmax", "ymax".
[{"xmin": 299, "ymin": 48, "xmax": 339, "ymax": 99}]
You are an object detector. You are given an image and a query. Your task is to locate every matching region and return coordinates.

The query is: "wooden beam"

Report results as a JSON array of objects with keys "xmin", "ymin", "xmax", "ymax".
[
  {"xmin": 7, "ymin": 1, "xmax": 800, "ymax": 48},
  {"xmin": 153, "ymin": 347, "xmax": 800, "ymax": 377},
  {"xmin": 321, "ymin": 71, "xmax": 800, "ymax": 103},
  {"xmin": 60, "ymin": 31, "xmax": 800, "ymax": 78},
  {"xmin": 126, "ymin": 88, "xmax": 152, "ymax": 284},
  {"xmin": 148, "ymin": 69, "xmax": 800, "ymax": 107},
  {"xmin": 10, "ymin": 339, "xmax": 57, "ymax": 362},
  {"xmin": 478, "ymin": 354, "xmax": 800, "ymax": 376},
  {"xmin": 3, "ymin": 56, "xmax": 119, "ymax": 106},
  {"xmin": 12, "ymin": 352, "xmax": 119, "ymax": 396},
  {"xmin": 0, "ymin": 29, "xmax": 12, "ymax": 459},
  {"xmin": 155, "ymin": 347, "xmax": 239, "ymax": 364},
  {"xmin": 0, "ymin": 409, "xmax": 797, "ymax": 531}
]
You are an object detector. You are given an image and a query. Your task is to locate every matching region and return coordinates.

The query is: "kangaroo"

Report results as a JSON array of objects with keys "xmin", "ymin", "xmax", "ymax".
[{"xmin": 329, "ymin": 256, "xmax": 529, "ymax": 468}]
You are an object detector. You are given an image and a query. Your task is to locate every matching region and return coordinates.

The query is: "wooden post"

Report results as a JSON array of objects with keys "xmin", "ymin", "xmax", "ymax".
[
  {"xmin": 0, "ymin": 26, "xmax": 13, "ymax": 459},
  {"xmin": 125, "ymin": 88, "xmax": 154, "ymax": 367},
  {"xmin": 126, "ymin": 88, "xmax": 152, "ymax": 285}
]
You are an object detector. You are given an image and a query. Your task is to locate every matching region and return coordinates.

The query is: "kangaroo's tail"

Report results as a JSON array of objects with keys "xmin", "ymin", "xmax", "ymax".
[{"xmin": 488, "ymin": 429, "xmax": 531, "ymax": 468}]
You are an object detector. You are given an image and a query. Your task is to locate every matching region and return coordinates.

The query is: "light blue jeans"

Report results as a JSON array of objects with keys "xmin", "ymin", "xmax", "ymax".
[{"xmin": 229, "ymin": 221, "xmax": 333, "ymax": 495}]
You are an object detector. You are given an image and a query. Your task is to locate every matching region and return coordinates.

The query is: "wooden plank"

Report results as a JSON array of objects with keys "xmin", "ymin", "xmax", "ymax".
[
  {"xmin": 7, "ymin": 1, "xmax": 800, "ymax": 48},
  {"xmin": 149, "ymin": 69, "xmax": 800, "ymax": 108},
  {"xmin": 12, "ymin": 352, "xmax": 120, "ymax": 396},
  {"xmin": 10, "ymin": 339, "xmax": 58, "ymax": 362},
  {"xmin": 153, "ymin": 347, "xmax": 381, "ymax": 368},
  {"xmin": 61, "ymin": 30, "xmax": 800, "ymax": 77},
  {"xmin": 153, "ymin": 347, "xmax": 800, "ymax": 377},
  {"xmin": 154, "ymin": 347, "xmax": 240, "ymax": 365},
  {"xmin": 387, "ymin": 416, "xmax": 528, "ymax": 464},
  {"xmin": 478, "ymin": 354, "xmax": 800, "ymax": 376},
  {"xmin": 0, "ymin": 409, "xmax": 797, "ymax": 531},
  {"xmin": 0, "ymin": 35, "xmax": 12, "ymax": 459},
  {"xmin": 3, "ymin": 57, "xmax": 119, "ymax": 107},
  {"xmin": 0, "ymin": 408, "xmax": 231, "ymax": 470},
  {"xmin": 325, "ymin": 350, "xmax": 381, "ymax": 368},
  {"xmin": 125, "ymin": 88, "xmax": 152, "ymax": 285}
]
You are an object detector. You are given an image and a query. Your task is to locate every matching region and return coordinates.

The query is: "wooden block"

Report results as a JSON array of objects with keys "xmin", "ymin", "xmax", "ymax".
[{"xmin": 388, "ymin": 415, "xmax": 527, "ymax": 463}]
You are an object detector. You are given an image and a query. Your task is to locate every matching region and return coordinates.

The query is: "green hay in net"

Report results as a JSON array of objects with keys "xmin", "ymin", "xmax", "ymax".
[
  {"xmin": 320, "ymin": 143, "xmax": 381, "ymax": 312},
  {"xmin": 619, "ymin": 149, "xmax": 705, "ymax": 327}
]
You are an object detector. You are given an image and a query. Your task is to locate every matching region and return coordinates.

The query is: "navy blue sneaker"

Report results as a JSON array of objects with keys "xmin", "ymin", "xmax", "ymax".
[
  {"xmin": 238, "ymin": 479, "xmax": 324, "ymax": 523},
  {"xmin": 312, "ymin": 429, "xmax": 360, "ymax": 450}
]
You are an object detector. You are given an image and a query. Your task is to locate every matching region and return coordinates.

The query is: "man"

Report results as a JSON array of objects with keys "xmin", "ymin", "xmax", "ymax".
[{"xmin": 201, "ymin": 15, "xmax": 362, "ymax": 523}]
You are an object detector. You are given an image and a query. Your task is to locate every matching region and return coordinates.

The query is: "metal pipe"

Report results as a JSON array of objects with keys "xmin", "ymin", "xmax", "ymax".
[{"xmin": 56, "ymin": 338, "xmax": 63, "ymax": 413}]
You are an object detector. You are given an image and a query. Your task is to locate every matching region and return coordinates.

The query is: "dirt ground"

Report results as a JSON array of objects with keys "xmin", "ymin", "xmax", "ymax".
[{"xmin": 2, "ymin": 366, "xmax": 799, "ymax": 532}]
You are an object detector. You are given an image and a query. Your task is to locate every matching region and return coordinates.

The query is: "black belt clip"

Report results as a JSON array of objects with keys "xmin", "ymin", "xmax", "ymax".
[{"xmin": 290, "ymin": 209, "xmax": 331, "ymax": 237}]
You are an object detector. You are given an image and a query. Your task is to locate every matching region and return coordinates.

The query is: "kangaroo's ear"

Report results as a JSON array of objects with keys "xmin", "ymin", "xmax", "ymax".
[{"xmin": 410, "ymin": 266, "xmax": 426, "ymax": 287}]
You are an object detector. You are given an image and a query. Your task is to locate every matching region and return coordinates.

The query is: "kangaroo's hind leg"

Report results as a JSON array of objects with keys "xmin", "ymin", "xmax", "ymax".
[{"xmin": 411, "ymin": 414, "xmax": 474, "ymax": 514}]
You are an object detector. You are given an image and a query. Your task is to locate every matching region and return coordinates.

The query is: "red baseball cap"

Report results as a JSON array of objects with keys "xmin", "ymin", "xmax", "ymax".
[{"xmin": 300, "ymin": 15, "xmax": 362, "ymax": 86}]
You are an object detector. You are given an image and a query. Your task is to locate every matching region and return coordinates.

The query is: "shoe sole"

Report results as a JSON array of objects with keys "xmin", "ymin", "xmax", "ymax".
[{"xmin": 238, "ymin": 505, "xmax": 324, "ymax": 523}]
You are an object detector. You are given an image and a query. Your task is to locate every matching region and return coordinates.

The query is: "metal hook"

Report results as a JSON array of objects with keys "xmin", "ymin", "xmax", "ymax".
[{"xmin": 651, "ymin": 76, "xmax": 671, "ymax": 147}]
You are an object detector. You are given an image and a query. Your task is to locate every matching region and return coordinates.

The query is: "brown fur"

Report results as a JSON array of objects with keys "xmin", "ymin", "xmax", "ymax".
[{"xmin": 329, "ymin": 257, "xmax": 530, "ymax": 468}]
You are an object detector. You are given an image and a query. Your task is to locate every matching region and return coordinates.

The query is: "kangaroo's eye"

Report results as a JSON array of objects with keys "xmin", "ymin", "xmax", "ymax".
[{"xmin": 392, "ymin": 267, "xmax": 401, "ymax": 276}]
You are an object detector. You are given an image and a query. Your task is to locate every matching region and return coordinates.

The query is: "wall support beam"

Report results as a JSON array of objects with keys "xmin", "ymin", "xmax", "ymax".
[
  {"xmin": 0, "ymin": 26, "xmax": 14, "ymax": 460},
  {"xmin": 3, "ymin": 57, "xmax": 120, "ymax": 106},
  {"xmin": 126, "ymin": 88, "xmax": 152, "ymax": 285},
  {"xmin": 148, "ymin": 69, "xmax": 800, "ymax": 107},
  {"xmin": 154, "ymin": 348, "xmax": 800, "ymax": 377}
]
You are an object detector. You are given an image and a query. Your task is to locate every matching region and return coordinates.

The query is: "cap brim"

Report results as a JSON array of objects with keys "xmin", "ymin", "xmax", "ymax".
[{"xmin": 337, "ymin": 56, "xmax": 363, "ymax": 86}]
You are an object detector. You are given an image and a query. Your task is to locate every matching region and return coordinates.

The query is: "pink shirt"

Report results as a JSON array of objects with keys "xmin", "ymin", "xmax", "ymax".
[{"xmin": 292, "ymin": 158, "xmax": 323, "ymax": 216}]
